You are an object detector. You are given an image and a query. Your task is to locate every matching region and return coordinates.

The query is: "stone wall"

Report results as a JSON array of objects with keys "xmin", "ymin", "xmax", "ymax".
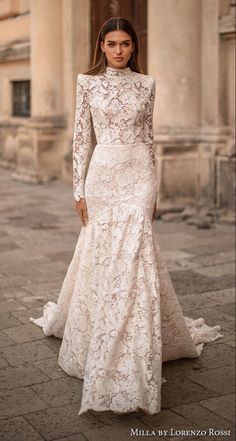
[
  {"xmin": 148, "ymin": 0, "xmax": 235, "ymax": 219},
  {"xmin": 0, "ymin": 0, "xmax": 235, "ymax": 219}
]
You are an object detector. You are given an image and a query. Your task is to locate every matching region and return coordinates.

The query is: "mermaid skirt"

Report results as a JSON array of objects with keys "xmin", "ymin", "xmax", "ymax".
[{"xmin": 30, "ymin": 142, "xmax": 223, "ymax": 415}]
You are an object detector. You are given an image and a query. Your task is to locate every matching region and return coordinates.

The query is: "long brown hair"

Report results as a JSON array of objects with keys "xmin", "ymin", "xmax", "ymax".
[{"xmin": 83, "ymin": 16, "xmax": 143, "ymax": 76}]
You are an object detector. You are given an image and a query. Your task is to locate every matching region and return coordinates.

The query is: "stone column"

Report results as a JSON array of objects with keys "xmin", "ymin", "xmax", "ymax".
[
  {"xmin": 198, "ymin": 0, "xmax": 227, "ymax": 209},
  {"xmin": 216, "ymin": 0, "xmax": 236, "ymax": 218},
  {"xmin": 13, "ymin": 0, "xmax": 65, "ymax": 183},
  {"xmin": 31, "ymin": 0, "xmax": 63, "ymax": 118},
  {"xmin": 148, "ymin": 0, "xmax": 202, "ymax": 213},
  {"xmin": 148, "ymin": 0, "xmax": 201, "ymax": 128},
  {"xmin": 61, "ymin": 0, "xmax": 91, "ymax": 183},
  {"xmin": 148, "ymin": 0, "xmax": 227, "ymax": 214}
]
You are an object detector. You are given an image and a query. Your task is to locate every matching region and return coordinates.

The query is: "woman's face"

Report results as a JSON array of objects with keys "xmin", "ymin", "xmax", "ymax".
[{"xmin": 101, "ymin": 30, "xmax": 134, "ymax": 69}]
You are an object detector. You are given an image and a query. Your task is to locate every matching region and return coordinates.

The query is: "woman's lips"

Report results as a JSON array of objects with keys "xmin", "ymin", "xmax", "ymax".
[{"xmin": 114, "ymin": 58, "xmax": 123, "ymax": 61}]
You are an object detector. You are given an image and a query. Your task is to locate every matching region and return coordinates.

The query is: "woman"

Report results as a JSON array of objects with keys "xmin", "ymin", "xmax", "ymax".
[{"xmin": 30, "ymin": 17, "xmax": 223, "ymax": 416}]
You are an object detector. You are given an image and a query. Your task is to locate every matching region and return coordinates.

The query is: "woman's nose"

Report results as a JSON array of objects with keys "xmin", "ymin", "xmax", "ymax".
[{"xmin": 115, "ymin": 46, "xmax": 122, "ymax": 54}]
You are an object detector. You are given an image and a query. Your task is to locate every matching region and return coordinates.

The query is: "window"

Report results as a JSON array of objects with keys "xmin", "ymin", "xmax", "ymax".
[{"xmin": 12, "ymin": 80, "xmax": 30, "ymax": 117}]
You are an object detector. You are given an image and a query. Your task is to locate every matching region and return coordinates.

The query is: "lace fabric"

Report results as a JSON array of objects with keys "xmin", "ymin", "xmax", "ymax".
[
  {"xmin": 30, "ymin": 65, "xmax": 224, "ymax": 416},
  {"xmin": 72, "ymin": 66, "xmax": 156, "ymax": 201}
]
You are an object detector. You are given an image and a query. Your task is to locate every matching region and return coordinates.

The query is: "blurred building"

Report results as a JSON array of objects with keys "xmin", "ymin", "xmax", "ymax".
[{"xmin": 0, "ymin": 0, "xmax": 235, "ymax": 217}]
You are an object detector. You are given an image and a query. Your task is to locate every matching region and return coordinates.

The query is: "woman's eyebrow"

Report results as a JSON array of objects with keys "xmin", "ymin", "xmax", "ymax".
[{"xmin": 107, "ymin": 40, "xmax": 131, "ymax": 43}]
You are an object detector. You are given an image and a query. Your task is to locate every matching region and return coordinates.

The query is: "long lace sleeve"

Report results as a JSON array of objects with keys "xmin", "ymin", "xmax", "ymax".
[
  {"xmin": 143, "ymin": 77, "xmax": 156, "ymax": 166},
  {"xmin": 72, "ymin": 74, "xmax": 92, "ymax": 201}
]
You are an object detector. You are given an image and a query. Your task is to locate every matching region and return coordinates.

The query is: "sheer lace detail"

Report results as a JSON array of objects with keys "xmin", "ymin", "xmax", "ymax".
[
  {"xmin": 72, "ymin": 74, "xmax": 92, "ymax": 201},
  {"xmin": 72, "ymin": 67, "xmax": 156, "ymax": 201},
  {"xmin": 30, "ymin": 65, "xmax": 223, "ymax": 416}
]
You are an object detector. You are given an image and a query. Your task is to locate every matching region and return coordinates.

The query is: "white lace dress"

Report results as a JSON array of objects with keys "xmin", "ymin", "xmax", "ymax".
[{"xmin": 30, "ymin": 65, "xmax": 223, "ymax": 416}]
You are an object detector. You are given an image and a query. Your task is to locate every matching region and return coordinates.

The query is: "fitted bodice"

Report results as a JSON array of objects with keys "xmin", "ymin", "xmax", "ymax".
[
  {"xmin": 72, "ymin": 65, "xmax": 156, "ymax": 201},
  {"xmin": 89, "ymin": 66, "xmax": 155, "ymax": 145}
]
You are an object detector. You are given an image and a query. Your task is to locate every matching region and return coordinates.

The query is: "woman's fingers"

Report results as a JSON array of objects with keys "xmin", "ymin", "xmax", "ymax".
[
  {"xmin": 82, "ymin": 204, "xmax": 88, "ymax": 225},
  {"xmin": 152, "ymin": 202, "xmax": 157, "ymax": 222},
  {"xmin": 75, "ymin": 199, "xmax": 89, "ymax": 226}
]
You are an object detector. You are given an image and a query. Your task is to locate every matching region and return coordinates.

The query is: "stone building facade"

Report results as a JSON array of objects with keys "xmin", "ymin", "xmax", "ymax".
[{"xmin": 0, "ymin": 0, "xmax": 235, "ymax": 218}]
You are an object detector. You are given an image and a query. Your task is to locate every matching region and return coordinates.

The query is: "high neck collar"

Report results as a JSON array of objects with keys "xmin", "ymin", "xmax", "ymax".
[{"xmin": 105, "ymin": 66, "xmax": 132, "ymax": 76}]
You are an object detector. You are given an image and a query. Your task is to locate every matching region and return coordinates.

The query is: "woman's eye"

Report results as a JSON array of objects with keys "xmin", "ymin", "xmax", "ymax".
[{"xmin": 107, "ymin": 43, "xmax": 130, "ymax": 47}]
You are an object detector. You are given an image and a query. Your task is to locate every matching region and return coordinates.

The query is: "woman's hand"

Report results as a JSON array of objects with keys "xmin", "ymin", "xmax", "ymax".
[
  {"xmin": 152, "ymin": 202, "xmax": 157, "ymax": 222},
  {"xmin": 75, "ymin": 198, "xmax": 89, "ymax": 226}
]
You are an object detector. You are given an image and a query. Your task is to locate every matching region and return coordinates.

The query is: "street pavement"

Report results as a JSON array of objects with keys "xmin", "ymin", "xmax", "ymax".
[{"xmin": 0, "ymin": 168, "xmax": 235, "ymax": 441}]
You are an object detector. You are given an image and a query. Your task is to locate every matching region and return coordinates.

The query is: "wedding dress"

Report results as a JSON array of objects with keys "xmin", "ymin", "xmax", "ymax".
[{"xmin": 30, "ymin": 65, "xmax": 223, "ymax": 416}]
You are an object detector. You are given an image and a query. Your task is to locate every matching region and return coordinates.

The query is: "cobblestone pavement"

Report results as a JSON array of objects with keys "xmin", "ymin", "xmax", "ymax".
[{"xmin": 0, "ymin": 168, "xmax": 235, "ymax": 441}]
